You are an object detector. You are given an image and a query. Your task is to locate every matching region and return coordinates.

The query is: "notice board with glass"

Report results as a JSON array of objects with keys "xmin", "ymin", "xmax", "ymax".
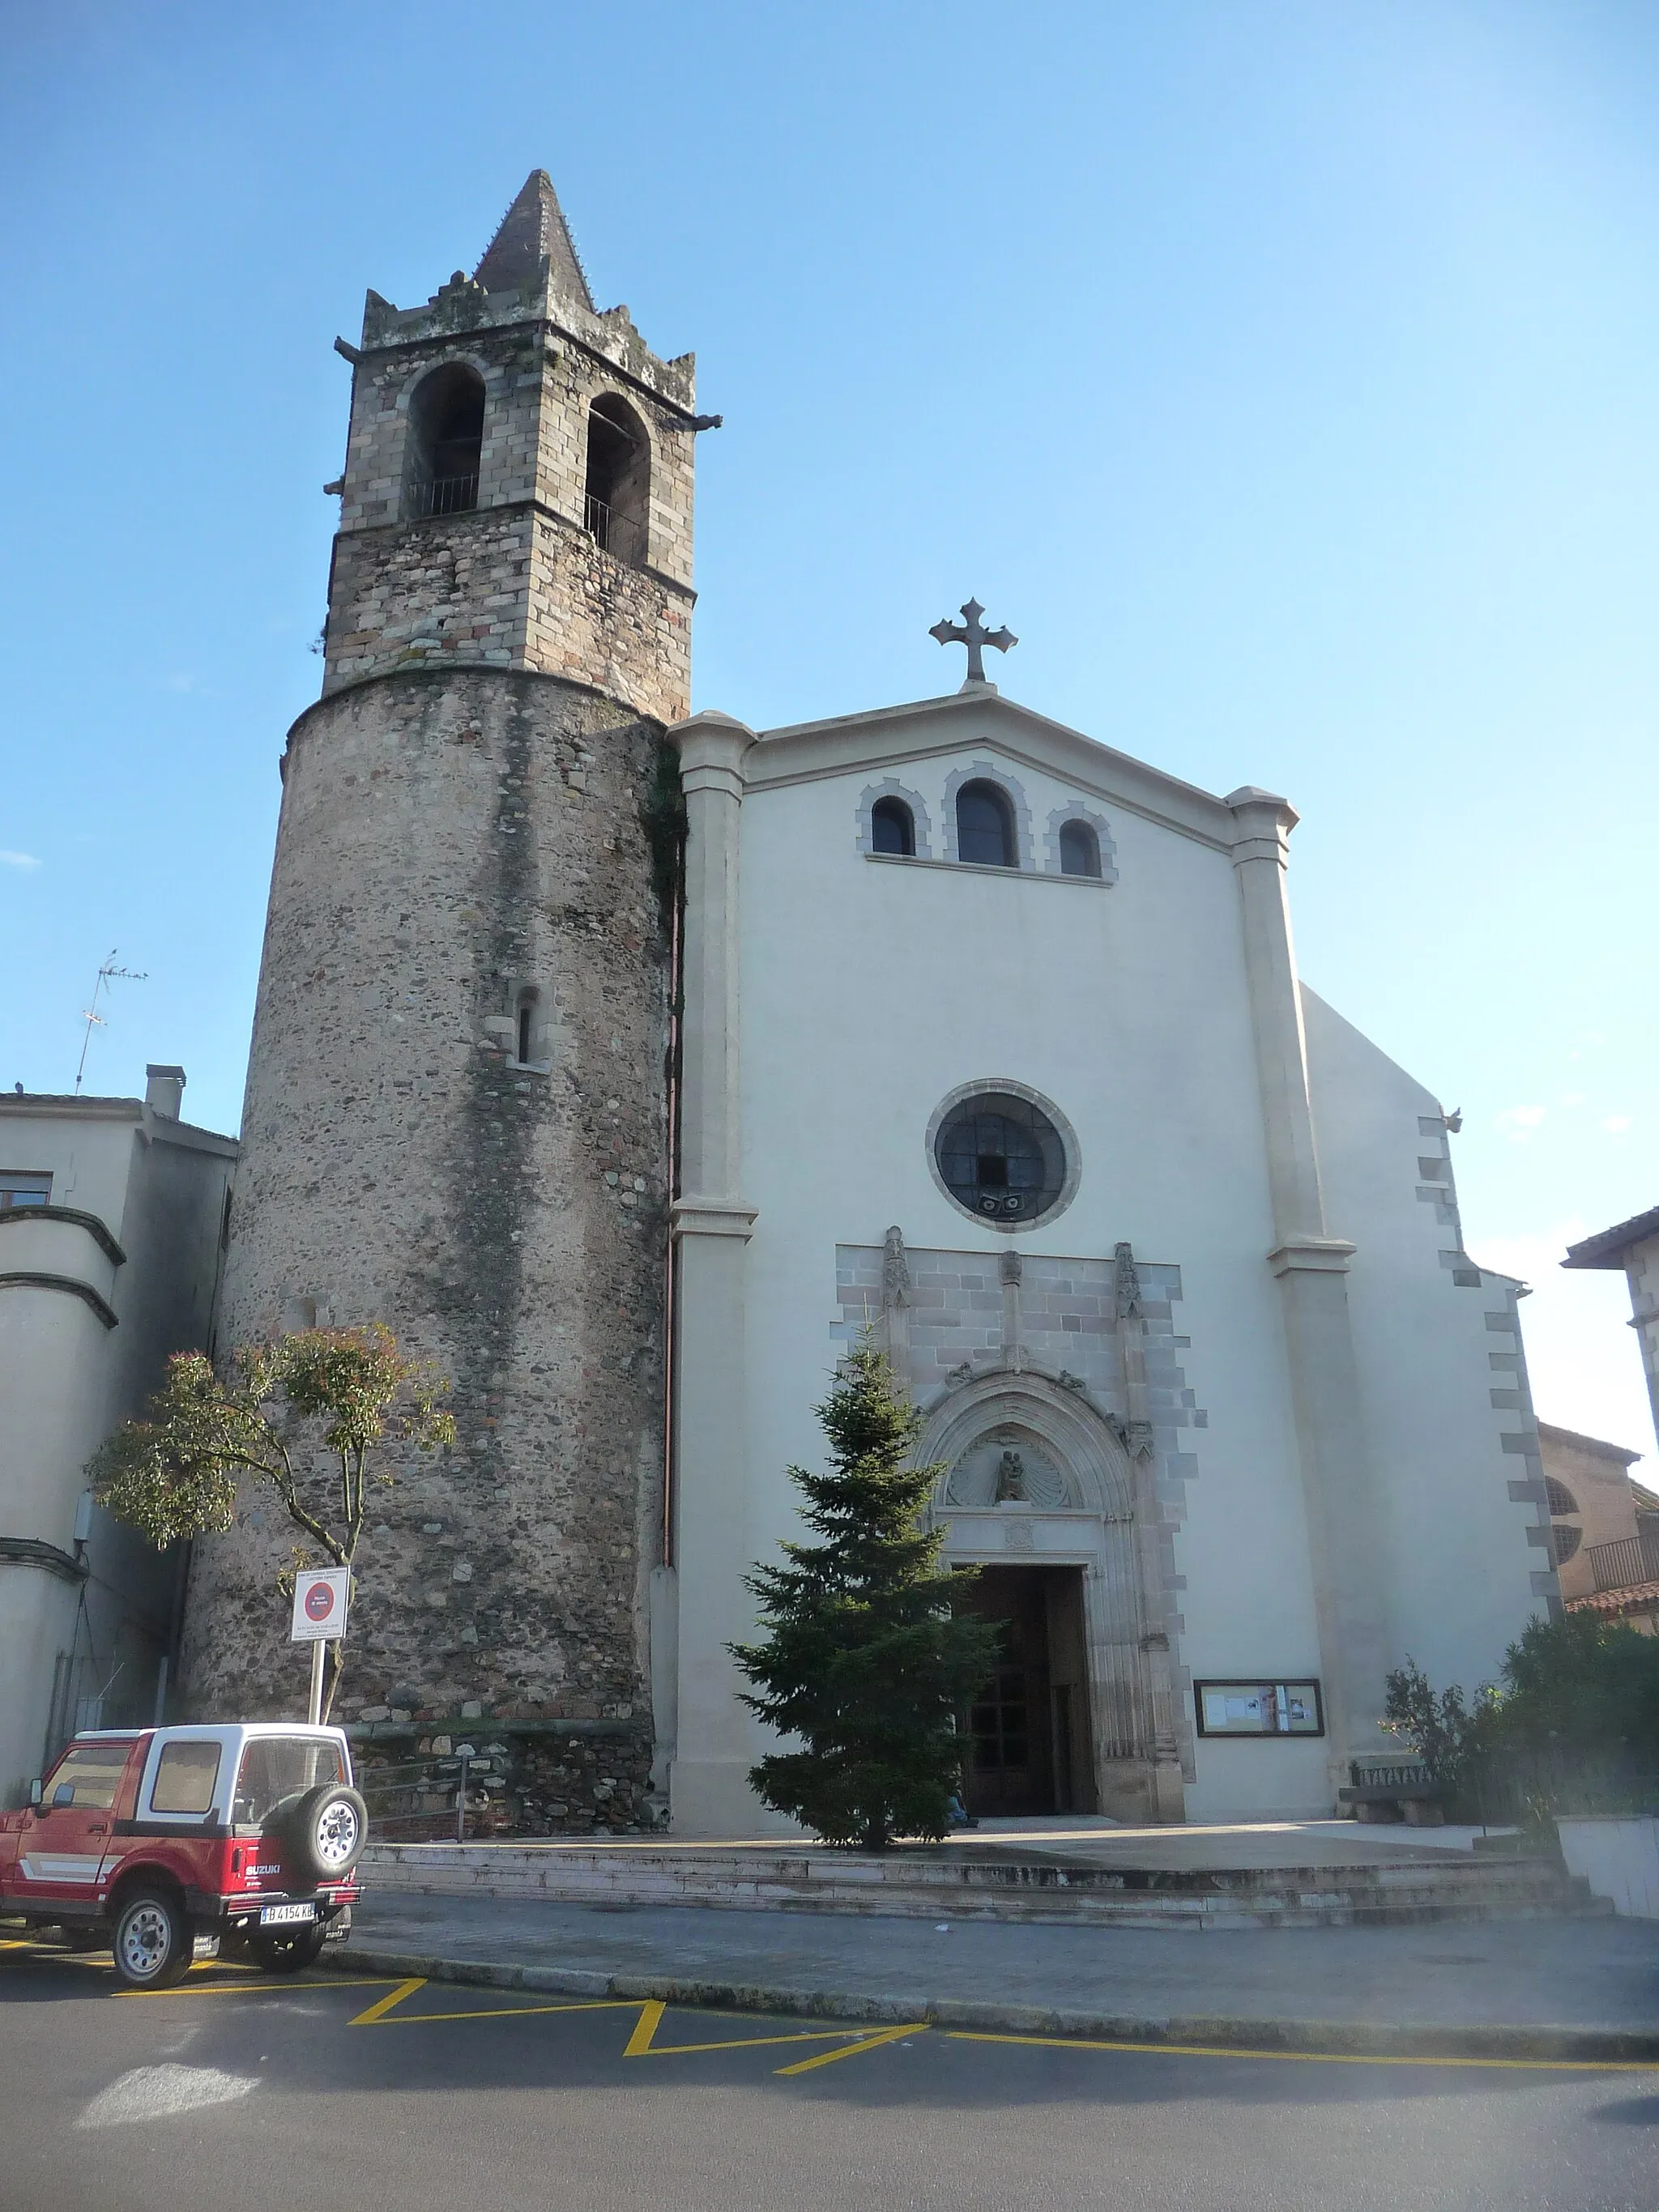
[{"xmin": 1194, "ymin": 1680, "xmax": 1324, "ymax": 1737}]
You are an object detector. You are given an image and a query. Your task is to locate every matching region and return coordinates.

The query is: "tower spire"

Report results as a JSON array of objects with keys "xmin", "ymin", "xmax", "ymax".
[{"xmin": 474, "ymin": 169, "xmax": 593, "ymax": 309}]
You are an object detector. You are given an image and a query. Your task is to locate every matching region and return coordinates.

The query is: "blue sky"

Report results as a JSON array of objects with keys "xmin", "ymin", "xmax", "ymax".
[{"xmin": 2, "ymin": 0, "xmax": 1655, "ymax": 1448}]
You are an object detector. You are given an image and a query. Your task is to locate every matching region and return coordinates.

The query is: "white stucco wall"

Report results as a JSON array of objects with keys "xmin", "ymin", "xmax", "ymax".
[
  {"xmin": 0, "ymin": 1095, "xmax": 236, "ymax": 1805},
  {"xmin": 1556, "ymin": 1815, "xmax": 1659, "ymax": 1920},
  {"xmin": 666, "ymin": 692, "xmax": 1547, "ymax": 1830},
  {"xmin": 1300, "ymin": 989, "xmax": 1546, "ymax": 1699},
  {"xmin": 732, "ymin": 729, "xmax": 1333, "ymax": 1821}
]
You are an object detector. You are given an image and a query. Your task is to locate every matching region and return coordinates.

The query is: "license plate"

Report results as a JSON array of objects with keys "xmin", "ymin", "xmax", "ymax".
[{"xmin": 258, "ymin": 1903, "xmax": 316, "ymax": 1926}]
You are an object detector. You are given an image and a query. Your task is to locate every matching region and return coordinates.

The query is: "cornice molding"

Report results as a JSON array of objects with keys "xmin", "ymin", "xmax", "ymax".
[
  {"xmin": 671, "ymin": 1198, "xmax": 758, "ymax": 1242},
  {"xmin": 0, "ymin": 1205, "xmax": 126, "ymax": 1265},
  {"xmin": 1269, "ymin": 1238, "xmax": 1358, "ymax": 1278},
  {"xmin": 0, "ymin": 1536, "xmax": 88, "ymax": 1583},
  {"xmin": 0, "ymin": 1270, "xmax": 120, "ymax": 1328}
]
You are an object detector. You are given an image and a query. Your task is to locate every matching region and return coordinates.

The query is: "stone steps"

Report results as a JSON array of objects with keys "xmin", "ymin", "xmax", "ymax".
[{"xmin": 360, "ymin": 1842, "xmax": 1606, "ymax": 1929}]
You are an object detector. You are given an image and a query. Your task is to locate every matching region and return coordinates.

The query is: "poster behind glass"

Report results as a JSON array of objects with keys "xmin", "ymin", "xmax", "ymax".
[{"xmin": 1194, "ymin": 1680, "xmax": 1324, "ymax": 1737}]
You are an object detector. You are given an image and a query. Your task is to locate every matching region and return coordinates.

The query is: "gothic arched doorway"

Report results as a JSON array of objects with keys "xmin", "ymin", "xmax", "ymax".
[{"xmin": 918, "ymin": 1373, "xmax": 1182, "ymax": 1824}]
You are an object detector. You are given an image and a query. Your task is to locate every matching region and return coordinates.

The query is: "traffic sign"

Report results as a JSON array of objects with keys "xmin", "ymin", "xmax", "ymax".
[{"xmin": 290, "ymin": 1566, "xmax": 350, "ymax": 1643}]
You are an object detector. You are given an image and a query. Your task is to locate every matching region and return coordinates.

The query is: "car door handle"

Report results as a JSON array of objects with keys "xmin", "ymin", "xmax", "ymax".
[{"xmin": 87, "ymin": 1825, "xmax": 107, "ymax": 1835}]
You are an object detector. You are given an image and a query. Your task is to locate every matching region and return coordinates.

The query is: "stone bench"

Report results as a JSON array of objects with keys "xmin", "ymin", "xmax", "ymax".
[{"xmin": 1339, "ymin": 1770, "xmax": 1447, "ymax": 1826}]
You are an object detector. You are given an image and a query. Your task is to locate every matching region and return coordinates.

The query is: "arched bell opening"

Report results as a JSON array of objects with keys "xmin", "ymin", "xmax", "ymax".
[
  {"xmin": 406, "ymin": 362, "xmax": 485, "ymax": 519},
  {"xmin": 584, "ymin": 393, "xmax": 650, "ymax": 568}
]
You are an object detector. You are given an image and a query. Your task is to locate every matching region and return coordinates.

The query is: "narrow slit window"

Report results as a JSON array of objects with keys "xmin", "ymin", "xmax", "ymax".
[{"xmin": 513, "ymin": 987, "xmax": 543, "ymax": 1069}]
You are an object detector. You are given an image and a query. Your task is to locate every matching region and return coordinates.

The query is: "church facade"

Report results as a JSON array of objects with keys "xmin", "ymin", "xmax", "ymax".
[{"xmin": 186, "ymin": 173, "xmax": 1555, "ymax": 1831}]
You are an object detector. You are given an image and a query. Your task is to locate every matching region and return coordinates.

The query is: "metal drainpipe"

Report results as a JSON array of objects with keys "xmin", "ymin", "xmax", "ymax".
[{"xmin": 660, "ymin": 837, "xmax": 685, "ymax": 1570}]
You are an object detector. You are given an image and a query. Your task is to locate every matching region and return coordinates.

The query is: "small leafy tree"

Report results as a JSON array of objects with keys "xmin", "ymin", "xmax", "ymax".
[
  {"xmin": 731, "ymin": 1346, "xmax": 1000, "ymax": 1851},
  {"xmin": 89, "ymin": 1326, "xmax": 455, "ymax": 1719},
  {"xmin": 1383, "ymin": 1658, "xmax": 1495, "ymax": 1789}
]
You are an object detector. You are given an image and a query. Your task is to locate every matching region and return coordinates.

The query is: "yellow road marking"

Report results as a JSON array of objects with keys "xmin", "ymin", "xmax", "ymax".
[
  {"xmin": 624, "ymin": 1999, "xmax": 885, "ymax": 2063},
  {"xmin": 26, "ymin": 1923, "xmax": 1644, "ymax": 2080},
  {"xmin": 945, "ymin": 2031, "xmax": 1659, "ymax": 2075},
  {"xmin": 126, "ymin": 1977, "xmax": 398, "ymax": 1999},
  {"xmin": 654, "ymin": 2028, "xmax": 870, "ymax": 2056},
  {"xmin": 776, "ymin": 2024, "xmax": 929, "ymax": 2074},
  {"xmin": 373, "ymin": 2000, "xmax": 637, "ymax": 2026},
  {"xmin": 349, "ymin": 1977, "xmax": 429, "ymax": 2025}
]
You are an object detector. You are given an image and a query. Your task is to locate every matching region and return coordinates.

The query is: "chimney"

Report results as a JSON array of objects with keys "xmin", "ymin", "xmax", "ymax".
[{"xmin": 145, "ymin": 1064, "xmax": 186, "ymax": 1119}]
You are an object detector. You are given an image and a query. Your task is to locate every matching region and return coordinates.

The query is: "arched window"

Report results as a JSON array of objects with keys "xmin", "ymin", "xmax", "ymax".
[
  {"xmin": 407, "ymin": 363, "xmax": 484, "ymax": 518},
  {"xmin": 871, "ymin": 797, "xmax": 915, "ymax": 858},
  {"xmin": 1059, "ymin": 820, "xmax": 1102, "ymax": 878},
  {"xmin": 1544, "ymin": 1477, "xmax": 1579, "ymax": 1519},
  {"xmin": 585, "ymin": 394, "xmax": 650, "ymax": 567},
  {"xmin": 956, "ymin": 780, "xmax": 1016, "ymax": 868}
]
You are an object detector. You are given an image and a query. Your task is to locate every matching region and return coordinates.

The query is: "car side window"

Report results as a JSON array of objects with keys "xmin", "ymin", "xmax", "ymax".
[
  {"xmin": 233, "ymin": 1738, "xmax": 344, "ymax": 1825},
  {"xmin": 149, "ymin": 1741, "xmax": 222, "ymax": 1816},
  {"xmin": 41, "ymin": 1741, "xmax": 131, "ymax": 1812}
]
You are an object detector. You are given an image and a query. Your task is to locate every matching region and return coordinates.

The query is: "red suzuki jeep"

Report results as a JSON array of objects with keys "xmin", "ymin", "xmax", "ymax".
[{"xmin": 0, "ymin": 1724, "xmax": 365, "ymax": 1989}]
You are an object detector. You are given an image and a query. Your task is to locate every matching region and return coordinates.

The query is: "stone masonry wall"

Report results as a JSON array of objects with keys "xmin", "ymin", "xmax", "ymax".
[
  {"xmin": 327, "ymin": 507, "xmax": 689, "ymax": 725},
  {"xmin": 326, "ymin": 279, "xmax": 696, "ymax": 722},
  {"xmin": 186, "ymin": 668, "xmax": 672, "ymax": 1775},
  {"xmin": 835, "ymin": 1243, "xmax": 1205, "ymax": 1438}
]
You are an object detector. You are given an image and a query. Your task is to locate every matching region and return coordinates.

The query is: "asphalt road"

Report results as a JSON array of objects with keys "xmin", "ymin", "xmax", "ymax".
[{"xmin": 2, "ymin": 1937, "xmax": 1657, "ymax": 2212}]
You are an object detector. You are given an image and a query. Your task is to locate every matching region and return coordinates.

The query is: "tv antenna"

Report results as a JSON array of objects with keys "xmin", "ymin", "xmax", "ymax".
[{"xmin": 75, "ymin": 948, "xmax": 147, "ymax": 1096}]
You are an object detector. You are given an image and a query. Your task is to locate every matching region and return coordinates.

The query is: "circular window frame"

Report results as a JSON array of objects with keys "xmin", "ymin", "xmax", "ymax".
[{"xmin": 925, "ymin": 1079, "xmax": 1081, "ymax": 1234}]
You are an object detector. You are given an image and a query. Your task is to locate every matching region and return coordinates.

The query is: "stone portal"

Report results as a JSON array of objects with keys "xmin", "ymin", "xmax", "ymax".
[{"xmin": 956, "ymin": 1562, "xmax": 1093, "ymax": 1816}]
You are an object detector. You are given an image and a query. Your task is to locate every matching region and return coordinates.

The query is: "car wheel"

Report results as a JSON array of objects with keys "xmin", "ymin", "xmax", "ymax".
[
  {"xmin": 248, "ymin": 1925, "xmax": 326, "ymax": 1975},
  {"xmin": 111, "ymin": 1889, "xmax": 191, "ymax": 1990},
  {"xmin": 284, "ymin": 1784, "xmax": 369, "ymax": 1884}
]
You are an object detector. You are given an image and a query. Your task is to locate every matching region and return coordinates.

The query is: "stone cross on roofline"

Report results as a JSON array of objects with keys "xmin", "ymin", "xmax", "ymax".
[{"xmin": 929, "ymin": 599, "xmax": 1017, "ymax": 688}]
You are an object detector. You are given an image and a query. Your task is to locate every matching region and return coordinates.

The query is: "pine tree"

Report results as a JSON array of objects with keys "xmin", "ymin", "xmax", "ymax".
[{"xmin": 731, "ymin": 1346, "xmax": 1000, "ymax": 1850}]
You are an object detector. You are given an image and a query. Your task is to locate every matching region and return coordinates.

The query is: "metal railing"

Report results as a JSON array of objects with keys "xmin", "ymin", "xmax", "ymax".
[
  {"xmin": 357, "ymin": 1747, "xmax": 510, "ymax": 1842},
  {"xmin": 583, "ymin": 492, "xmax": 646, "ymax": 565},
  {"xmin": 1587, "ymin": 1533, "xmax": 1659, "ymax": 1593},
  {"xmin": 410, "ymin": 473, "xmax": 479, "ymax": 519}
]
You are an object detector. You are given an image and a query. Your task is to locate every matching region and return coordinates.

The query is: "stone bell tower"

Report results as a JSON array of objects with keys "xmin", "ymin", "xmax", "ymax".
[{"xmin": 185, "ymin": 174, "xmax": 705, "ymax": 1821}]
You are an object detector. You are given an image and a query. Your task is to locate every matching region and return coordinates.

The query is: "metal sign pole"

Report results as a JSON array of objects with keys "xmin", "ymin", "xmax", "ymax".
[
  {"xmin": 456, "ymin": 1745, "xmax": 474, "ymax": 1844},
  {"xmin": 292, "ymin": 1567, "xmax": 350, "ymax": 1724}
]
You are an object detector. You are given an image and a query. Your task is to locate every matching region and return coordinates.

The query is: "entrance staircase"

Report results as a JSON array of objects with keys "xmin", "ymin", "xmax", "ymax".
[{"xmin": 360, "ymin": 1835, "xmax": 1606, "ymax": 1929}]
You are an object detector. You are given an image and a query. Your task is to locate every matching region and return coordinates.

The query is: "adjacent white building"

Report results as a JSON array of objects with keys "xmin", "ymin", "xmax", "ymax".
[
  {"xmin": 0, "ymin": 1071, "xmax": 237, "ymax": 1805},
  {"xmin": 662, "ymin": 674, "xmax": 1553, "ymax": 1834}
]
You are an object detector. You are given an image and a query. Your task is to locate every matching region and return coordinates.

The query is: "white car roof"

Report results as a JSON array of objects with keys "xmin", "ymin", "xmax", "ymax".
[{"xmin": 70, "ymin": 1723, "xmax": 348, "ymax": 1745}]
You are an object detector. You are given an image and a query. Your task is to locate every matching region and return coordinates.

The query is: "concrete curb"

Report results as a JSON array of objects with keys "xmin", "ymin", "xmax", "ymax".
[{"xmin": 326, "ymin": 1944, "xmax": 1659, "ymax": 2066}]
